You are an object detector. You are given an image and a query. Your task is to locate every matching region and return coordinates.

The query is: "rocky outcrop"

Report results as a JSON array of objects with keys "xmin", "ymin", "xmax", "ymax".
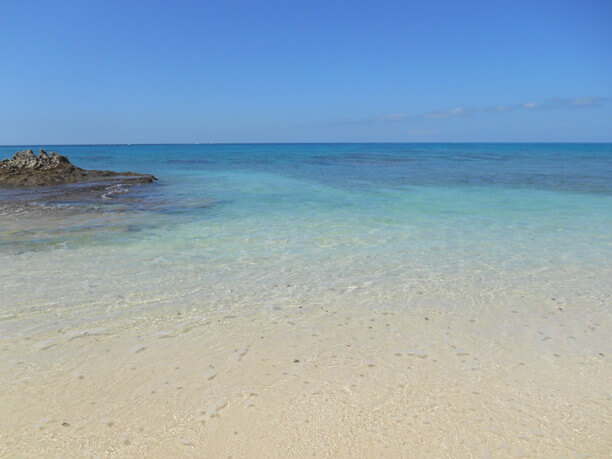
[{"xmin": 0, "ymin": 149, "xmax": 157, "ymax": 186}]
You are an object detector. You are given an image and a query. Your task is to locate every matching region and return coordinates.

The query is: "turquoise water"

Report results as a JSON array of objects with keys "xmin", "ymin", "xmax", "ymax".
[{"xmin": 1, "ymin": 143, "xmax": 611, "ymax": 335}]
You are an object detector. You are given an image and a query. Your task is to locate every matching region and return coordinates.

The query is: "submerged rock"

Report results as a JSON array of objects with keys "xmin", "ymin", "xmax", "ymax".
[{"xmin": 0, "ymin": 149, "xmax": 156, "ymax": 186}]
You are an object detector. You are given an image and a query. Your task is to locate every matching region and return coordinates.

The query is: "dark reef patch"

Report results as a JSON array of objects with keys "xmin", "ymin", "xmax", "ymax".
[{"xmin": 0, "ymin": 149, "xmax": 156, "ymax": 187}]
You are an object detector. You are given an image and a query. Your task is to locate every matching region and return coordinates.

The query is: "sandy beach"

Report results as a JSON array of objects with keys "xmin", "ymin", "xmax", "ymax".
[
  {"xmin": 1, "ymin": 266, "xmax": 609, "ymax": 457},
  {"xmin": 2, "ymin": 0, "xmax": 611, "ymax": 455},
  {"xmin": 1, "ymin": 143, "xmax": 611, "ymax": 457}
]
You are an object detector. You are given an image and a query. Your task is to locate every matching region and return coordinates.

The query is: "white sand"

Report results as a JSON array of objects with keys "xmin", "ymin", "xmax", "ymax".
[{"xmin": 1, "ymin": 288, "xmax": 609, "ymax": 457}]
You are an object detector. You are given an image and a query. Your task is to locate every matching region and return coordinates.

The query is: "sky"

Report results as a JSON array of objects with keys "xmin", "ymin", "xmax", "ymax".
[{"xmin": 0, "ymin": 0, "xmax": 611, "ymax": 144}]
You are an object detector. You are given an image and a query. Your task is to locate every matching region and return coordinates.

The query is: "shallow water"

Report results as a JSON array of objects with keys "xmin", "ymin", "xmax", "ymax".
[
  {"xmin": 1, "ymin": 143, "xmax": 610, "ymax": 333},
  {"xmin": 0, "ymin": 143, "xmax": 610, "ymax": 456}
]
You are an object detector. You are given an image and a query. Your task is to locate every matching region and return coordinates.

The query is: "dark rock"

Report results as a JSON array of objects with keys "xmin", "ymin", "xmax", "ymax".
[{"xmin": 0, "ymin": 149, "xmax": 157, "ymax": 187}]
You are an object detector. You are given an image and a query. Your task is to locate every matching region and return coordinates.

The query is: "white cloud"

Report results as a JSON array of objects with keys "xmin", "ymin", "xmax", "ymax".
[
  {"xmin": 425, "ymin": 107, "xmax": 471, "ymax": 119},
  {"xmin": 318, "ymin": 96, "xmax": 609, "ymax": 128},
  {"xmin": 545, "ymin": 96, "xmax": 608, "ymax": 108},
  {"xmin": 424, "ymin": 96, "xmax": 609, "ymax": 120},
  {"xmin": 381, "ymin": 114, "xmax": 406, "ymax": 121}
]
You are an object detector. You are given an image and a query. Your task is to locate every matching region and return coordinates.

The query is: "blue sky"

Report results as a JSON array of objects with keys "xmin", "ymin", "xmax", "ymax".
[{"xmin": 1, "ymin": 0, "xmax": 610, "ymax": 143}]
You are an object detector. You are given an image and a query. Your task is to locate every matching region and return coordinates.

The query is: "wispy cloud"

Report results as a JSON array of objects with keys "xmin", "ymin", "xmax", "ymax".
[
  {"xmin": 380, "ymin": 113, "xmax": 406, "ymax": 121},
  {"xmin": 541, "ymin": 96, "xmax": 609, "ymax": 108},
  {"xmin": 426, "ymin": 107, "xmax": 470, "ymax": 119},
  {"xmin": 311, "ymin": 96, "xmax": 609, "ymax": 129},
  {"xmin": 424, "ymin": 96, "xmax": 610, "ymax": 119}
]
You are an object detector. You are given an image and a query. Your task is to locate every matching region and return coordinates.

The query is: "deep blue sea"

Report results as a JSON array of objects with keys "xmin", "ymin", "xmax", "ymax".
[{"xmin": 1, "ymin": 143, "xmax": 611, "ymax": 334}]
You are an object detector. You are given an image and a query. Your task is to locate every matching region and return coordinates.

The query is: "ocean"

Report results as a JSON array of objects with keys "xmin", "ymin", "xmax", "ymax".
[
  {"xmin": 1, "ymin": 143, "xmax": 610, "ymax": 333},
  {"xmin": 0, "ymin": 143, "xmax": 610, "ymax": 455}
]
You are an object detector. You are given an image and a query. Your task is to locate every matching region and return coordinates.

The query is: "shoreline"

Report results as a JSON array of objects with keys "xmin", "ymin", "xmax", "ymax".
[{"xmin": 0, "ymin": 143, "xmax": 610, "ymax": 456}]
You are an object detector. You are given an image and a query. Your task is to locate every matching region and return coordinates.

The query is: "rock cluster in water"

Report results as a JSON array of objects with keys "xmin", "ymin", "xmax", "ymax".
[{"xmin": 0, "ymin": 149, "xmax": 157, "ymax": 186}]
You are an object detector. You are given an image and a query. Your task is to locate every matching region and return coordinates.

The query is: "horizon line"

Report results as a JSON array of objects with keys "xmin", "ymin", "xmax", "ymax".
[{"xmin": 1, "ymin": 141, "xmax": 612, "ymax": 147}]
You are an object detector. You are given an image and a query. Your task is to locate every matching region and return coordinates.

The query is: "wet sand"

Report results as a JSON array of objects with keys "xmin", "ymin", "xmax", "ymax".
[{"xmin": 1, "ymin": 290, "xmax": 609, "ymax": 457}]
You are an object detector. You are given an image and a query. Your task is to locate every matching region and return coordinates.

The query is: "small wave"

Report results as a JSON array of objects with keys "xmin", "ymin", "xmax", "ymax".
[
  {"xmin": 101, "ymin": 184, "xmax": 130, "ymax": 199},
  {"xmin": 0, "ymin": 201, "xmax": 80, "ymax": 216}
]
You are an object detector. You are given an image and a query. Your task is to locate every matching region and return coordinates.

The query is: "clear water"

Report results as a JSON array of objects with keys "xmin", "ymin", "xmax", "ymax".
[{"xmin": 1, "ymin": 143, "xmax": 611, "ymax": 336}]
